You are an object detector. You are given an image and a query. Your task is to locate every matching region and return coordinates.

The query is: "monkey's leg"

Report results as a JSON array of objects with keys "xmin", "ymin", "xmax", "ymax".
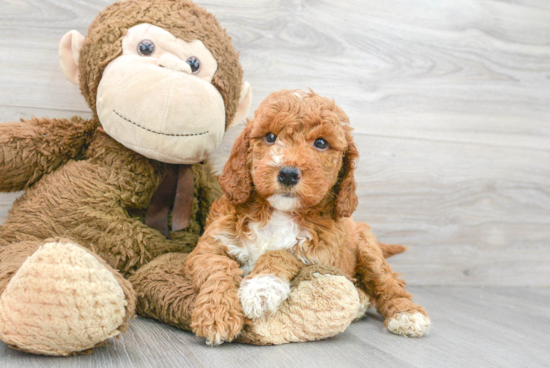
[
  {"xmin": 129, "ymin": 253, "xmax": 196, "ymax": 331},
  {"xmin": 237, "ymin": 265, "xmax": 360, "ymax": 345},
  {"xmin": 0, "ymin": 238, "xmax": 135, "ymax": 356},
  {"xmin": 0, "ymin": 239, "xmax": 42, "ymax": 295},
  {"xmin": 356, "ymin": 228, "xmax": 431, "ymax": 337},
  {"xmin": 136, "ymin": 251, "xmax": 243, "ymax": 346},
  {"xmin": 0, "ymin": 117, "xmax": 97, "ymax": 192},
  {"xmin": 130, "ymin": 251, "xmax": 245, "ymax": 346},
  {"xmin": 131, "ymin": 258, "xmax": 360, "ymax": 345},
  {"xmin": 353, "ymin": 286, "xmax": 372, "ymax": 322}
]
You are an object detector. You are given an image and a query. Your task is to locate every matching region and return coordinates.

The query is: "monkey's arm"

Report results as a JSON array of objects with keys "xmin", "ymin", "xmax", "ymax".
[{"xmin": 0, "ymin": 116, "xmax": 97, "ymax": 192}]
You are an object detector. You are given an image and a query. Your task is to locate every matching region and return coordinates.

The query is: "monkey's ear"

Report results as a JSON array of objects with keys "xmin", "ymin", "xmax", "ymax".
[
  {"xmin": 228, "ymin": 81, "xmax": 253, "ymax": 128},
  {"xmin": 59, "ymin": 30, "xmax": 85, "ymax": 85}
]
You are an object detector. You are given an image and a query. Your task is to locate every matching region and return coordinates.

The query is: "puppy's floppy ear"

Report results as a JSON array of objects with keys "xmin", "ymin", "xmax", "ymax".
[
  {"xmin": 219, "ymin": 122, "xmax": 254, "ymax": 204},
  {"xmin": 335, "ymin": 138, "xmax": 359, "ymax": 218}
]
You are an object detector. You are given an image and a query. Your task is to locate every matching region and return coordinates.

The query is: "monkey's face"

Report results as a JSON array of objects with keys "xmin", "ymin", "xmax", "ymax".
[{"xmin": 95, "ymin": 24, "xmax": 225, "ymax": 164}]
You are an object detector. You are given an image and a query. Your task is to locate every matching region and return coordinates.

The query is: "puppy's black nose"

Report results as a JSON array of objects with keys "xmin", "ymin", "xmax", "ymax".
[{"xmin": 278, "ymin": 167, "xmax": 300, "ymax": 186}]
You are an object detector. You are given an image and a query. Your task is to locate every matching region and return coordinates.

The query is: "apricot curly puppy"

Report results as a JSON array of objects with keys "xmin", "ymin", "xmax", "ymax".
[{"xmin": 185, "ymin": 89, "xmax": 431, "ymax": 344}]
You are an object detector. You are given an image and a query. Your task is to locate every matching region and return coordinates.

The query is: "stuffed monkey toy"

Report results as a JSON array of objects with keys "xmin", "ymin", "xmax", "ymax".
[{"xmin": 0, "ymin": 0, "xmax": 363, "ymax": 356}]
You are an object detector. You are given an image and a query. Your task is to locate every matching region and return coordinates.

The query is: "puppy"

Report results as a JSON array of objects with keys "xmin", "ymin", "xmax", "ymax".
[{"xmin": 185, "ymin": 89, "xmax": 431, "ymax": 345}]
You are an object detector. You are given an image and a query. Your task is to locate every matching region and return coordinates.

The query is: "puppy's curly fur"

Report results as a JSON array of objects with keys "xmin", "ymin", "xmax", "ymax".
[{"xmin": 185, "ymin": 90, "xmax": 431, "ymax": 344}]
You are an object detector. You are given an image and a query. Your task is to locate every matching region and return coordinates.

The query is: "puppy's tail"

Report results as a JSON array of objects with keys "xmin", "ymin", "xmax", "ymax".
[{"xmin": 378, "ymin": 243, "xmax": 408, "ymax": 258}]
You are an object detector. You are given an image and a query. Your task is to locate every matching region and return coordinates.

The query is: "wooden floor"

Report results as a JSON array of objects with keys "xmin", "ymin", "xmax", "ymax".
[
  {"xmin": 1, "ymin": 0, "xmax": 549, "ymax": 287},
  {"xmin": 1, "ymin": 286, "xmax": 548, "ymax": 368}
]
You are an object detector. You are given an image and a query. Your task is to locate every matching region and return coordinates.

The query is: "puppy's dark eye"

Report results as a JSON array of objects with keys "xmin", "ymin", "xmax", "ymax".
[
  {"xmin": 186, "ymin": 56, "xmax": 201, "ymax": 74},
  {"xmin": 137, "ymin": 40, "xmax": 155, "ymax": 56},
  {"xmin": 265, "ymin": 133, "xmax": 277, "ymax": 144},
  {"xmin": 314, "ymin": 138, "xmax": 329, "ymax": 150}
]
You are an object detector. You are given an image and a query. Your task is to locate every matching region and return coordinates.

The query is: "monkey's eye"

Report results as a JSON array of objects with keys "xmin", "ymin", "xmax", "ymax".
[
  {"xmin": 314, "ymin": 138, "xmax": 329, "ymax": 150},
  {"xmin": 265, "ymin": 133, "xmax": 277, "ymax": 144},
  {"xmin": 137, "ymin": 40, "xmax": 155, "ymax": 56},
  {"xmin": 186, "ymin": 56, "xmax": 201, "ymax": 74}
]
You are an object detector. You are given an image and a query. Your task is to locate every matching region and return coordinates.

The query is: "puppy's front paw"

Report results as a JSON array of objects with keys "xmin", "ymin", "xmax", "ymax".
[
  {"xmin": 192, "ymin": 313, "xmax": 243, "ymax": 346},
  {"xmin": 386, "ymin": 312, "xmax": 432, "ymax": 337},
  {"xmin": 191, "ymin": 303, "xmax": 244, "ymax": 346},
  {"xmin": 238, "ymin": 274, "xmax": 290, "ymax": 319},
  {"xmin": 191, "ymin": 285, "xmax": 244, "ymax": 346}
]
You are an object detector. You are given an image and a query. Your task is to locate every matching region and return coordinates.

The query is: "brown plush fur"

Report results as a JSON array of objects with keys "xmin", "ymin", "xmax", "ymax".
[
  {"xmin": 129, "ymin": 253, "xmax": 196, "ymax": 331},
  {"xmin": 0, "ymin": 116, "xmax": 97, "ymax": 192},
  {"xmin": 0, "ymin": 127, "xmax": 220, "ymax": 274},
  {"xmin": 0, "ymin": 0, "xmax": 246, "ymax": 355},
  {"xmin": 185, "ymin": 90, "xmax": 427, "ymax": 341}
]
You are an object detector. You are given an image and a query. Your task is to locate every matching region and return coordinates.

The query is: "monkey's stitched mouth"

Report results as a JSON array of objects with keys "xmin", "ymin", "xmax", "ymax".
[{"xmin": 113, "ymin": 110, "xmax": 209, "ymax": 137}]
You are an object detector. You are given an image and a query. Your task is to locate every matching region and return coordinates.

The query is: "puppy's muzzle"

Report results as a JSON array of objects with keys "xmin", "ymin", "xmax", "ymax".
[{"xmin": 277, "ymin": 166, "xmax": 300, "ymax": 187}]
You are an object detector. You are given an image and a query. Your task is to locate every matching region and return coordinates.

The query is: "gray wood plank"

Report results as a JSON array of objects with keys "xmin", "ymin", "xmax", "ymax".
[
  {"xmin": 0, "ymin": 105, "xmax": 91, "ymax": 122},
  {"xmin": 1, "ymin": 286, "xmax": 548, "ymax": 368},
  {"xmin": 0, "ymin": 192, "xmax": 22, "ymax": 225},
  {"xmin": 0, "ymin": 0, "xmax": 549, "ymax": 287},
  {"xmin": 1, "ymin": 0, "xmax": 549, "ymax": 149},
  {"xmin": 351, "ymin": 134, "xmax": 550, "ymax": 286}
]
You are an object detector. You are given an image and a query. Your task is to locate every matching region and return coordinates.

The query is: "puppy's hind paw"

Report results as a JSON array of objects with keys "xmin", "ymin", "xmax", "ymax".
[
  {"xmin": 386, "ymin": 312, "xmax": 432, "ymax": 337},
  {"xmin": 239, "ymin": 274, "xmax": 290, "ymax": 319}
]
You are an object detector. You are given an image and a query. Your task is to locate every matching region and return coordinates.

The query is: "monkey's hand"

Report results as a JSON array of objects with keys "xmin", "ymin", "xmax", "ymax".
[
  {"xmin": 191, "ymin": 275, "xmax": 244, "ymax": 345},
  {"xmin": 0, "ymin": 116, "xmax": 97, "ymax": 192}
]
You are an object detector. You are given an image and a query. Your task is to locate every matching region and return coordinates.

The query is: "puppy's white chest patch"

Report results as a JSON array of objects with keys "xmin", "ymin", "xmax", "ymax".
[{"xmin": 224, "ymin": 210, "xmax": 310, "ymax": 274}]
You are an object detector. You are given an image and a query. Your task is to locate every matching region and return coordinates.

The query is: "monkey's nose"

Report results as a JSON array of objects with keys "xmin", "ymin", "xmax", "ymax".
[
  {"xmin": 278, "ymin": 167, "xmax": 300, "ymax": 186},
  {"xmin": 158, "ymin": 54, "xmax": 192, "ymax": 74}
]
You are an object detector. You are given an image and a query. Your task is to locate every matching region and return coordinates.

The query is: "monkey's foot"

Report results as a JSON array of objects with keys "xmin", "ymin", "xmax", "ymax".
[
  {"xmin": 0, "ymin": 240, "xmax": 130, "ymax": 356},
  {"xmin": 353, "ymin": 287, "xmax": 371, "ymax": 322},
  {"xmin": 237, "ymin": 265, "xmax": 360, "ymax": 345}
]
